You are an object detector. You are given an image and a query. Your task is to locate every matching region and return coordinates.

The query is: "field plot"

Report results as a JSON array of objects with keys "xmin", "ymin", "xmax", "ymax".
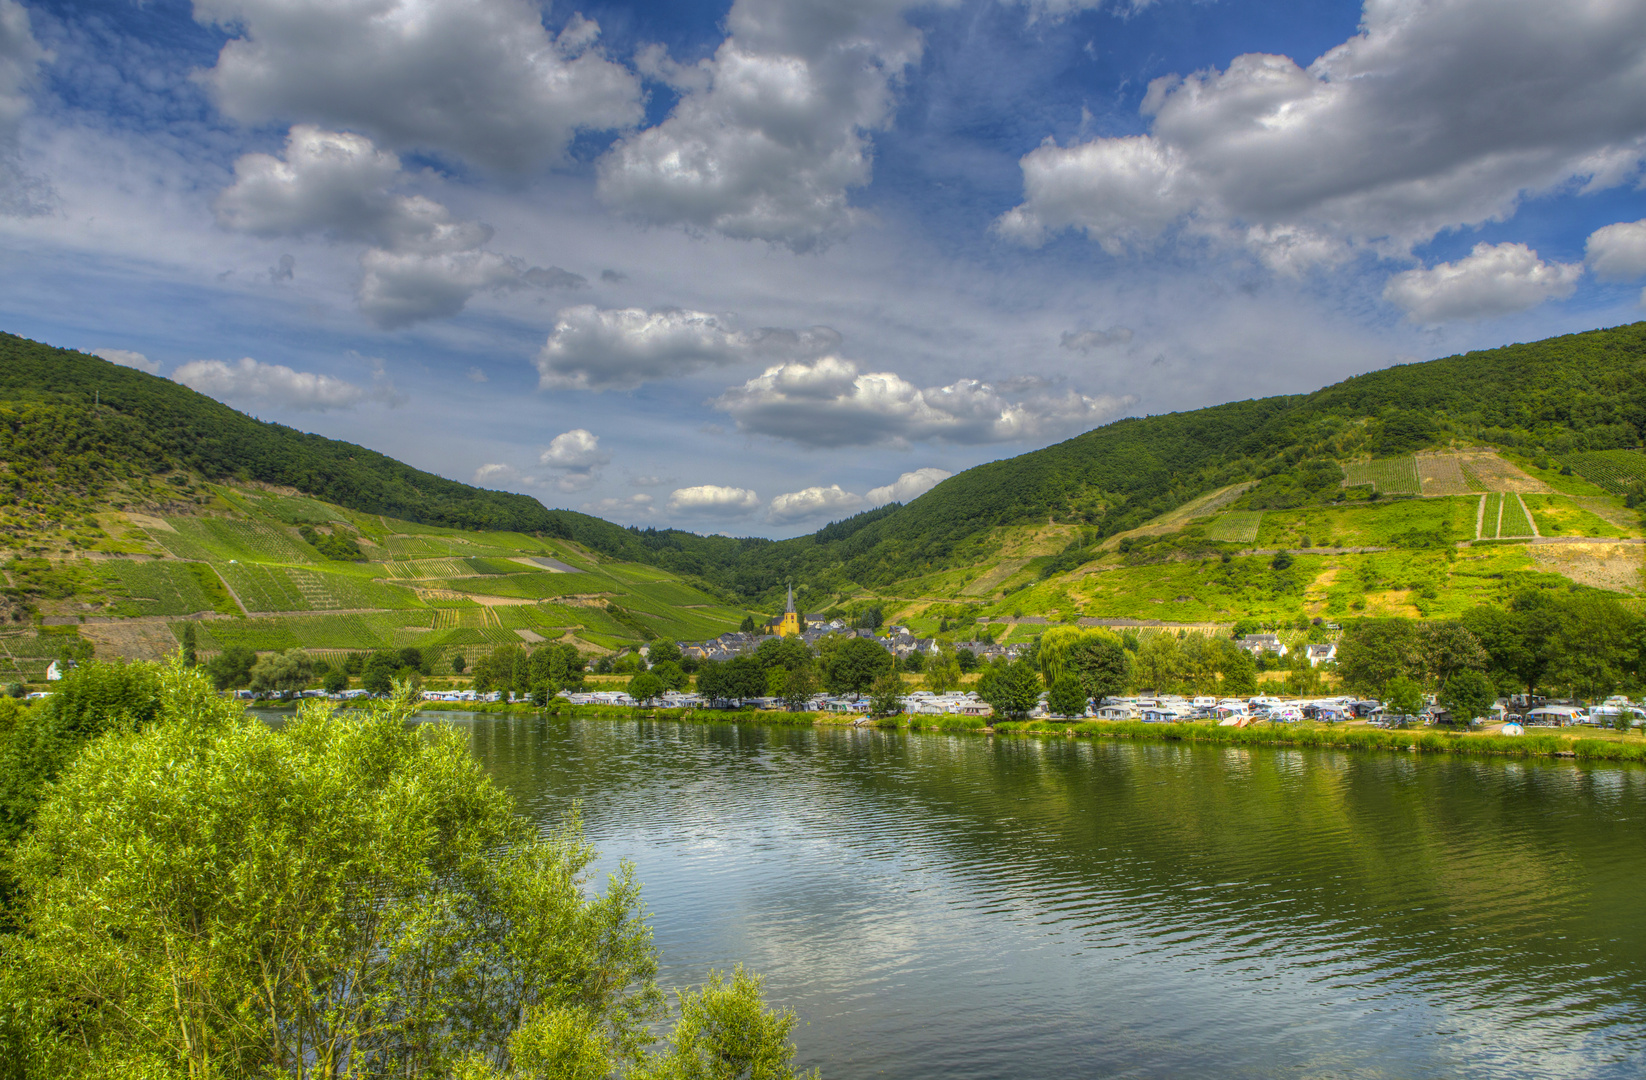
[
  {"xmin": 441, "ymin": 572, "xmax": 606, "ymax": 600},
  {"xmin": 1459, "ymin": 452, "xmax": 1551, "ymax": 493},
  {"xmin": 1416, "ymin": 454, "xmax": 1474, "ymax": 495},
  {"xmin": 219, "ymin": 563, "xmax": 309, "ymax": 612},
  {"xmin": 1206, "ymin": 512, "xmax": 1263, "ymax": 543},
  {"xmin": 1527, "ymin": 542, "xmax": 1644, "ymax": 593},
  {"xmin": 1500, "ymin": 494, "xmax": 1536, "ymax": 537},
  {"xmin": 160, "ymin": 518, "xmax": 314, "ymax": 564},
  {"xmin": 1341, "ymin": 457, "xmax": 1421, "ymax": 494},
  {"xmin": 96, "ymin": 560, "xmax": 218, "ymax": 616},
  {"xmin": 1480, "ymin": 493, "xmax": 1504, "ymax": 539},
  {"xmin": 1521, "ymin": 494, "xmax": 1631, "ymax": 538},
  {"xmin": 1563, "ymin": 450, "xmax": 1646, "ymax": 496},
  {"xmin": 382, "ymin": 557, "xmax": 470, "ymax": 580}
]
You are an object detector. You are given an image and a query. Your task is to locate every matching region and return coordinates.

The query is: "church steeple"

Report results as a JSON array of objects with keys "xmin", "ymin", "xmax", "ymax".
[
  {"xmin": 785, "ymin": 583, "xmax": 795, "ymax": 614},
  {"xmin": 776, "ymin": 581, "xmax": 802, "ymax": 637}
]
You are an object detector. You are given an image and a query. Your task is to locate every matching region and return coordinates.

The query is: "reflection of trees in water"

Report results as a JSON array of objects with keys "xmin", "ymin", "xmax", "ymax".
[{"xmin": 459, "ymin": 715, "xmax": 1646, "ymax": 1018}]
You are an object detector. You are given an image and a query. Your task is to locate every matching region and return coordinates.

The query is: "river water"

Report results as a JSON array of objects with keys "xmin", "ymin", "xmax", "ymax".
[{"xmin": 443, "ymin": 715, "xmax": 1644, "ymax": 1078}]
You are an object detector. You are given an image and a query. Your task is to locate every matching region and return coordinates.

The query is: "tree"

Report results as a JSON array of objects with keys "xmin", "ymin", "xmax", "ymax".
[
  {"xmin": 647, "ymin": 640, "xmax": 682, "ymax": 668},
  {"xmin": 955, "ymin": 647, "xmax": 978, "ymax": 673},
  {"xmin": 452, "ymin": 652, "xmax": 467, "ymax": 674},
  {"xmin": 1384, "ymin": 675, "xmax": 1425, "ymax": 718},
  {"xmin": 900, "ymin": 650, "xmax": 926, "ymax": 674},
  {"xmin": 1218, "ymin": 643, "xmax": 1257, "ymax": 696},
  {"xmin": 1336, "ymin": 619, "xmax": 1421, "ymax": 695},
  {"xmin": 204, "ymin": 645, "xmax": 256, "ymax": 691},
  {"xmin": 778, "ymin": 662, "xmax": 819, "ymax": 711},
  {"xmin": 179, "ymin": 622, "xmax": 197, "ymax": 667},
  {"xmin": 1047, "ymin": 674, "xmax": 1087, "ymax": 718},
  {"xmin": 924, "ymin": 652, "xmax": 961, "ymax": 694},
  {"xmin": 248, "ymin": 648, "xmax": 314, "ymax": 698},
  {"xmin": 629, "ymin": 671, "xmax": 664, "ymax": 705},
  {"xmin": 738, "ymin": 615, "xmax": 757, "ymax": 633},
  {"xmin": 1066, "ymin": 635, "xmax": 1130, "ymax": 704},
  {"xmin": 868, "ymin": 673, "xmax": 904, "ymax": 718},
  {"xmin": 651, "ymin": 661, "xmax": 688, "ymax": 693},
  {"xmin": 822, "ymin": 637, "xmax": 893, "ymax": 695},
  {"xmin": 362, "ymin": 650, "xmax": 399, "ymax": 696},
  {"xmin": 1437, "ymin": 668, "xmax": 1495, "ymax": 724},
  {"xmin": 753, "ymin": 637, "xmax": 813, "ymax": 675},
  {"xmin": 1132, "ymin": 634, "xmax": 1182, "ymax": 693},
  {"xmin": 322, "ymin": 668, "xmax": 347, "ymax": 695},
  {"xmin": 1415, "ymin": 621, "xmax": 1488, "ymax": 687},
  {"xmin": 978, "ymin": 658, "xmax": 1041, "ymax": 721},
  {"xmin": 5, "ymin": 676, "xmax": 668, "ymax": 1078}
]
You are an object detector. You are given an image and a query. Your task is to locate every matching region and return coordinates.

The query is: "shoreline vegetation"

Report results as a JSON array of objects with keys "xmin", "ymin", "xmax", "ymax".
[{"xmin": 394, "ymin": 701, "xmax": 1646, "ymax": 763}]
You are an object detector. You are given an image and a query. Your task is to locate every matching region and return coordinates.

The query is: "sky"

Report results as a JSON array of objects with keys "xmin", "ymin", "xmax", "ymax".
[{"xmin": 2, "ymin": 0, "xmax": 1646, "ymax": 539}]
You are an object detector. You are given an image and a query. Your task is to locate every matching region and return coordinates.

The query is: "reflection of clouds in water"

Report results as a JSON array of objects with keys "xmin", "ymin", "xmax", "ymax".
[{"xmin": 448, "ymin": 715, "xmax": 1646, "ymax": 1079}]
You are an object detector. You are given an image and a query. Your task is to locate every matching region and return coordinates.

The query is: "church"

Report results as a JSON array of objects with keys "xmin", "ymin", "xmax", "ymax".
[{"xmin": 775, "ymin": 584, "xmax": 803, "ymax": 638}]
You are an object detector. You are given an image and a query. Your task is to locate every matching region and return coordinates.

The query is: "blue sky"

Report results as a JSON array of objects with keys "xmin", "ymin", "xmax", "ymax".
[{"xmin": 2, "ymin": 0, "xmax": 1645, "ymax": 537}]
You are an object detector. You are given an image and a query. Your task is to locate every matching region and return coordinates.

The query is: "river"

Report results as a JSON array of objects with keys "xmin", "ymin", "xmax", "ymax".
[{"xmin": 443, "ymin": 714, "xmax": 1645, "ymax": 1077}]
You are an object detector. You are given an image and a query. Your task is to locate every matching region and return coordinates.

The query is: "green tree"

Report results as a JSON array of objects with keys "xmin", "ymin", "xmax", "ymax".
[
  {"xmin": 362, "ymin": 651, "xmax": 399, "ymax": 696},
  {"xmin": 822, "ymin": 637, "xmax": 893, "ymax": 695},
  {"xmin": 647, "ymin": 640, "xmax": 683, "ymax": 668},
  {"xmin": 1384, "ymin": 675, "xmax": 1425, "ymax": 718},
  {"xmin": 629, "ymin": 671, "xmax": 664, "ymax": 705},
  {"xmin": 900, "ymin": 650, "xmax": 926, "ymax": 674},
  {"xmin": 1066, "ymin": 635, "xmax": 1131, "ymax": 704},
  {"xmin": 1437, "ymin": 668, "xmax": 1495, "ymax": 724},
  {"xmin": 1218, "ymin": 643, "xmax": 1258, "ymax": 696},
  {"xmin": 924, "ymin": 652, "xmax": 961, "ymax": 694},
  {"xmin": 247, "ymin": 648, "xmax": 314, "ymax": 698},
  {"xmin": 1336, "ymin": 619, "xmax": 1421, "ymax": 695},
  {"xmin": 1131, "ymin": 634, "xmax": 1182, "ymax": 693},
  {"xmin": 955, "ymin": 648, "xmax": 978, "ymax": 673},
  {"xmin": 778, "ymin": 662, "xmax": 819, "ymax": 711},
  {"xmin": 204, "ymin": 645, "xmax": 256, "ymax": 691},
  {"xmin": 651, "ymin": 661, "xmax": 688, "ymax": 693},
  {"xmin": 978, "ymin": 658, "xmax": 1041, "ymax": 721},
  {"xmin": 179, "ymin": 622, "xmax": 197, "ymax": 667},
  {"xmin": 1047, "ymin": 674, "xmax": 1087, "ymax": 718},
  {"xmin": 452, "ymin": 652, "xmax": 467, "ymax": 675},
  {"xmin": 4, "ymin": 675, "xmax": 667, "ymax": 1078},
  {"xmin": 867, "ymin": 673, "xmax": 904, "ymax": 718},
  {"xmin": 322, "ymin": 668, "xmax": 348, "ymax": 695},
  {"xmin": 630, "ymin": 967, "xmax": 817, "ymax": 1080}
]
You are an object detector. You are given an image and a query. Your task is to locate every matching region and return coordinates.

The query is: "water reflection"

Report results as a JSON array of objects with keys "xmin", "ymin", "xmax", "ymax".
[{"xmin": 399, "ymin": 714, "xmax": 1646, "ymax": 1078}]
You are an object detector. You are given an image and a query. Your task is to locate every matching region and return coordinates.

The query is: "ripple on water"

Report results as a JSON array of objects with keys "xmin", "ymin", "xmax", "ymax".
[{"xmin": 432, "ymin": 714, "xmax": 1646, "ymax": 1080}]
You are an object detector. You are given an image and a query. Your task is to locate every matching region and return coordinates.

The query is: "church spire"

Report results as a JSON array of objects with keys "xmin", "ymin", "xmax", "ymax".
[{"xmin": 785, "ymin": 582, "xmax": 795, "ymax": 613}]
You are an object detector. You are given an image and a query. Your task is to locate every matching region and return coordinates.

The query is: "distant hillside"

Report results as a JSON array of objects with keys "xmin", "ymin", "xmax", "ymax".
[{"xmin": 0, "ymin": 333, "xmax": 561, "ymax": 535}]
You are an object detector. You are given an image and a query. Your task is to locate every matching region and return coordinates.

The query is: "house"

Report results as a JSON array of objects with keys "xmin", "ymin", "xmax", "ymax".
[
  {"xmin": 1236, "ymin": 634, "xmax": 1288, "ymax": 658},
  {"xmin": 1305, "ymin": 643, "xmax": 1337, "ymax": 667},
  {"xmin": 45, "ymin": 659, "xmax": 75, "ymax": 681}
]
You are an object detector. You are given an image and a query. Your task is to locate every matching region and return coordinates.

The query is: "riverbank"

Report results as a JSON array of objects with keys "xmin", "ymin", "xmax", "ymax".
[{"xmin": 402, "ymin": 700, "xmax": 1646, "ymax": 763}]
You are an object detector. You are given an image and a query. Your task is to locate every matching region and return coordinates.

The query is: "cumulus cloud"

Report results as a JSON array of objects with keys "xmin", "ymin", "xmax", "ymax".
[
  {"xmin": 998, "ymin": 0, "xmax": 1646, "ymax": 266},
  {"xmin": 216, "ymin": 126, "xmax": 582, "ymax": 327},
  {"xmin": 1060, "ymin": 327, "xmax": 1133, "ymax": 353},
  {"xmin": 667, "ymin": 484, "xmax": 762, "ymax": 517},
  {"xmin": 597, "ymin": 0, "xmax": 938, "ymax": 249},
  {"xmin": 1383, "ymin": 242, "xmax": 1582, "ymax": 323},
  {"xmin": 537, "ymin": 428, "xmax": 610, "ymax": 492},
  {"xmin": 766, "ymin": 484, "xmax": 863, "ymax": 525},
  {"xmin": 535, "ymin": 305, "xmax": 840, "ymax": 390},
  {"xmin": 1586, "ymin": 219, "xmax": 1646, "ymax": 282},
  {"xmin": 710, "ymin": 356, "xmax": 1133, "ymax": 447},
  {"xmin": 865, "ymin": 467, "xmax": 951, "ymax": 506},
  {"xmin": 195, "ymin": 0, "xmax": 642, "ymax": 171},
  {"xmin": 93, "ymin": 348, "xmax": 161, "ymax": 374},
  {"xmin": 173, "ymin": 356, "xmax": 399, "ymax": 412},
  {"xmin": 472, "ymin": 463, "xmax": 515, "ymax": 485}
]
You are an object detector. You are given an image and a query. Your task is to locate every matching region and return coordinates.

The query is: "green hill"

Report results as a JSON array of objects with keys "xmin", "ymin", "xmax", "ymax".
[{"xmin": 2, "ymin": 323, "xmax": 1644, "ymax": 673}]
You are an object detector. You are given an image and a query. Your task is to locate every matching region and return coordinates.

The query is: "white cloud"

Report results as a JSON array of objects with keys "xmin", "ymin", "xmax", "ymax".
[
  {"xmin": 865, "ymin": 467, "xmax": 951, "ymax": 506},
  {"xmin": 472, "ymin": 462, "xmax": 514, "ymax": 485},
  {"xmin": 1382, "ymin": 242, "xmax": 1582, "ymax": 323},
  {"xmin": 195, "ymin": 0, "xmax": 643, "ymax": 171},
  {"xmin": 1586, "ymin": 219, "xmax": 1646, "ymax": 282},
  {"xmin": 0, "ymin": 0, "xmax": 46, "ymax": 143},
  {"xmin": 93, "ymin": 348, "xmax": 161, "ymax": 374},
  {"xmin": 710, "ymin": 356, "xmax": 1133, "ymax": 447},
  {"xmin": 466, "ymin": 366, "xmax": 488, "ymax": 383},
  {"xmin": 537, "ymin": 428, "xmax": 610, "ymax": 492},
  {"xmin": 1060, "ymin": 327, "xmax": 1133, "ymax": 353},
  {"xmin": 766, "ymin": 484, "xmax": 863, "ymax": 524},
  {"xmin": 216, "ymin": 126, "xmax": 583, "ymax": 327},
  {"xmin": 172, "ymin": 356, "xmax": 398, "ymax": 412},
  {"xmin": 999, "ymin": 0, "xmax": 1646, "ymax": 265},
  {"xmin": 666, "ymin": 484, "xmax": 762, "ymax": 517},
  {"xmin": 535, "ymin": 305, "xmax": 840, "ymax": 390},
  {"xmin": 581, "ymin": 493, "xmax": 653, "ymax": 518},
  {"xmin": 597, "ymin": 0, "xmax": 941, "ymax": 250}
]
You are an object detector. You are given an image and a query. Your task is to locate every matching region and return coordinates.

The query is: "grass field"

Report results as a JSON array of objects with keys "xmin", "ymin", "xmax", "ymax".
[
  {"xmin": 1522, "ymin": 494, "xmax": 1632, "ymax": 538},
  {"xmin": 1341, "ymin": 457, "xmax": 1421, "ymax": 494},
  {"xmin": 1500, "ymin": 494, "xmax": 1535, "ymax": 537}
]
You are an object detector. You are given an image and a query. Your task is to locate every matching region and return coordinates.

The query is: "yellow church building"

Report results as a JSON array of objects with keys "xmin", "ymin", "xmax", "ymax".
[{"xmin": 775, "ymin": 584, "xmax": 803, "ymax": 638}]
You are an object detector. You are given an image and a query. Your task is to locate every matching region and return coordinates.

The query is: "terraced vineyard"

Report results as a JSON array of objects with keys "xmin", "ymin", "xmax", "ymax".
[
  {"xmin": 1206, "ymin": 512, "xmax": 1263, "ymax": 543},
  {"xmin": 1341, "ymin": 457, "xmax": 1421, "ymax": 494},
  {"xmin": 1480, "ymin": 493, "xmax": 1504, "ymax": 539},
  {"xmin": 1500, "ymin": 494, "xmax": 1536, "ymax": 538},
  {"xmin": 1563, "ymin": 450, "xmax": 1646, "ymax": 496}
]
